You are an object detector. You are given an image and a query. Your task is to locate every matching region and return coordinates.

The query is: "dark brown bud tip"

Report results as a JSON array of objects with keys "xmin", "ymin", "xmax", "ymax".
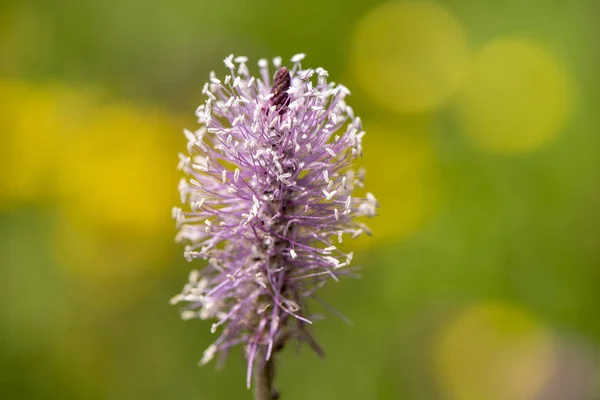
[{"xmin": 270, "ymin": 67, "xmax": 291, "ymax": 115}]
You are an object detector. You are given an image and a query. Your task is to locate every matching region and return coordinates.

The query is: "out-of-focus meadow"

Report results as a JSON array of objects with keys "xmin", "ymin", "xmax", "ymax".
[{"xmin": 1, "ymin": 0, "xmax": 599, "ymax": 399}]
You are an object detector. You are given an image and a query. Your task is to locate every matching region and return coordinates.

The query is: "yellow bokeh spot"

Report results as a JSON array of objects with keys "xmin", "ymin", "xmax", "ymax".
[
  {"xmin": 435, "ymin": 302, "xmax": 556, "ymax": 400},
  {"xmin": 359, "ymin": 124, "xmax": 438, "ymax": 244},
  {"xmin": 53, "ymin": 101, "xmax": 182, "ymax": 282},
  {"xmin": 0, "ymin": 81, "xmax": 80, "ymax": 204},
  {"xmin": 456, "ymin": 38, "xmax": 575, "ymax": 153},
  {"xmin": 352, "ymin": 1, "xmax": 468, "ymax": 113},
  {"xmin": 56, "ymin": 103, "xmax": 179, "ymax": 237},
  {"xmin": 0, "ymin": 79, "xmax": 184, "ymax": 285}
]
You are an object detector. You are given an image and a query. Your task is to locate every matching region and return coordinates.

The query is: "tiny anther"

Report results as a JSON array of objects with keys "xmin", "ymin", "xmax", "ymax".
[{"xmin": 270, "ymin": 67, "xmax": 291, "ymax": 115}]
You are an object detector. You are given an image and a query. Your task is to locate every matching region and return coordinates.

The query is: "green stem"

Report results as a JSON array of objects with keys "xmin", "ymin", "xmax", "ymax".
[{"xmin": 253, "ymin": 346, "xmax": 278, "ymax": 400}]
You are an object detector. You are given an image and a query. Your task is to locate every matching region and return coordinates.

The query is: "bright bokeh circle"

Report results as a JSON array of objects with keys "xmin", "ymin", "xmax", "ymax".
[
  {"xmin": 0, "ymin": 80, "xmax": 183, "ymax": 304},
  {"xmin": 358, "ymin": 124, "xmax": 438, "ymax": 244},
  {"xmin": 56, "ymin": 103, "xmax": 178, "ymax": 237},
  {"xmin": 352, "ymin": 1, "xmax": 468, "ymax": 113},
  {"xmin": 53, "ymin": 101, "xmax": 181, "ymax": 283},
  {"xmin": 435, "ymin": 302, "xmax": 556, "ymax": 400},
  {"xmin": 0, "ymin": 81, "xmax": 68, "ymax": 204},
  {"xmin": 456, "ymin": 38, "xmax": 575, "ymax": 153}
]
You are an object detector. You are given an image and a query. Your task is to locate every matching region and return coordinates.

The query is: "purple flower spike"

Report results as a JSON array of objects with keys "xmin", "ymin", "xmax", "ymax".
[{"xmin": 171, "ymin": 53, "xmax": 378, "ymax": 388}]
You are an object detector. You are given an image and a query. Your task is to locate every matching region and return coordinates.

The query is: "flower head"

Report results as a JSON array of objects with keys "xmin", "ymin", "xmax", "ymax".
[{"xmin": 171, "ymin": 53, "xmax": 378, "ymax": 386}]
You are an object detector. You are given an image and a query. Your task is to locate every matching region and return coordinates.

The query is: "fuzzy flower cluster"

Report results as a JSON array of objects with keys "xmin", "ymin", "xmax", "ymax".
[{"xmin": 171, "ymin": 53, "xmax": 378, "ymax": 386}]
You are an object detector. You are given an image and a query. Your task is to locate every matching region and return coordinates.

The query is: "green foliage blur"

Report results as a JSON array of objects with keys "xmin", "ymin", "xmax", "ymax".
[{"xmin": 1, "ymin": 0, "xmax": 599, "ymax": 399}]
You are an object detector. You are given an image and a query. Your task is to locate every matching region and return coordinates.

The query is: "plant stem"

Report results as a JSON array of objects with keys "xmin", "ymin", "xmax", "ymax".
[{"xmin": 253, "ymin": 346, "xmax": 278, "ymax": 400}]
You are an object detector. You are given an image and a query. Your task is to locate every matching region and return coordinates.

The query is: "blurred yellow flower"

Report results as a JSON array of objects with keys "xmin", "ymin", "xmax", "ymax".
[
  {"xmin": 456, "ymin": 38, "xmax": 576, "ymax": 153},
  {"xmin": 352, "ymin": 1, "xmax": 468, "ymax": 114},
  {"xmin": 435, "ymin": 302, "xmax": 556, "ymax": 400},
  {"xmin": 0, "ymin": 79, "xmax": 185, "ymax": 292},
  {"xmin": 0, "ymin": 81, "xmax": 67, "ymax": 204},
  {"xmin": 55, "ymin": 102, "xmax": 179, "ymax": 238},
  {"xmin": 53, "ymin": 100, "xmax": 183, "ymax": 284}
]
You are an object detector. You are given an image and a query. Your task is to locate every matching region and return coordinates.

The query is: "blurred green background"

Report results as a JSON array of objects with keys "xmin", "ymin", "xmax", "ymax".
[{"xmin": 1, "ymin": 0, "xmax": 599, "ymax": 399}]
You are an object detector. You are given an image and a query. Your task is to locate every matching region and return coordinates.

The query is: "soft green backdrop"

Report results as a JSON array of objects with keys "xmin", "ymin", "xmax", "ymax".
[{"xmin": 1, "ymin": 0, "xmax": 599, "ymax": 399}]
